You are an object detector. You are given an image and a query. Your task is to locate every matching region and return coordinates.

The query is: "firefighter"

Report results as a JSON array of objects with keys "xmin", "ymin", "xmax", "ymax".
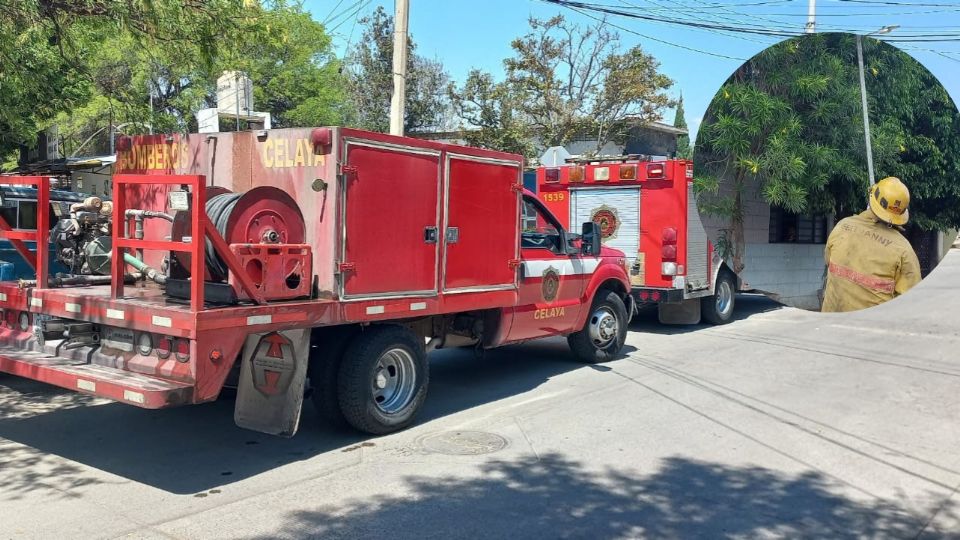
[{"xmin": 821, "ymin": 177, "xmax": 921, "ymax": 313}]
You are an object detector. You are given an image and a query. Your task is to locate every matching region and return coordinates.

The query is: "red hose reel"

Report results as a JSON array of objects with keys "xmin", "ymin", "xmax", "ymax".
[{"xmin": 170, "ymin": 186, "xmax": 311, "ymax": 302}]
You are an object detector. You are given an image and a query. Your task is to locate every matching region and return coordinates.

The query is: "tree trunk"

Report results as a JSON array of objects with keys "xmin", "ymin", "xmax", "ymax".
[{"xmin": 731, "ymin": 173, "xmax": 746, "ymax": 274}]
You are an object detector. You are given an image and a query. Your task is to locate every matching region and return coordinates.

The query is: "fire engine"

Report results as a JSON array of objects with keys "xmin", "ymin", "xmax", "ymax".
[
  {"xmin": 536, "ymin": 156, "xmax": 737, "ymax": 325},
  {"xmin": 0, "ymin": 128, "xmax": 632, "ymax": 437}
]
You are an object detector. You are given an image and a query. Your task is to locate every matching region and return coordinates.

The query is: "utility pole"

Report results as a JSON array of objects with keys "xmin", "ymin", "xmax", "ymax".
[
  {"xmin": 856, "ymin": 35, "xmax": 875, "ymax": 186},
  {"xmin": 856, "ymin": 25, "xmax": 897, "ymax": 186},
  {"xmin": 389, "ymin": 0, "xmax": 409, "ymax": 136},
  {"xmin": 806, "ymin": 0, "xmax": 816, "ymax": 33}
]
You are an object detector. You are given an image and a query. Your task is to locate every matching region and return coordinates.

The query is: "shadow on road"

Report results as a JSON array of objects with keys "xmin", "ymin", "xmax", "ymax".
[
  {"xmin": 251, "ymin": 453, "xmax": 953, "ymax": 539},
  {"xmin": 0, "ymin": 339, "xmax": 589, "ymax": 496}
]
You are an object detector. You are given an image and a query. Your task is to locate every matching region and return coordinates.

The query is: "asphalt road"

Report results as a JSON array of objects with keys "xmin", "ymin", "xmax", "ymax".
[{"xmin": 2, "ymin": 253, "xmax": 959, "ymax": 539}]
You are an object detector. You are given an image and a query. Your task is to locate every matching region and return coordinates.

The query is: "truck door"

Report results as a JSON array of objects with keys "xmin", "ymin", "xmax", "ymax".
[
  {"xmin": 571, "ymin": 187, "xmax": 641, "ymax": 272},
  {"xmin": 340, "ymin": 140, "xmax": 441, "ymax": 299},
  {"xmin": 503, "ymin": 197, "xmax": 586, "ymax": 342}
]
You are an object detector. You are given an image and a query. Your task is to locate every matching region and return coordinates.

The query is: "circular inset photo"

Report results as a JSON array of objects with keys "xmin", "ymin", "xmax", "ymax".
[{"xmin": 693, "ymin": 32, "xmax": 960, "ymax": 312}]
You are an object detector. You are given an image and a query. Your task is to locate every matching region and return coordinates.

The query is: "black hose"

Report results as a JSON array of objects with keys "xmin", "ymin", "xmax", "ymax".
[{"xmin": 205, "ymin": 192, "xmax": 242, "ymax": 281}]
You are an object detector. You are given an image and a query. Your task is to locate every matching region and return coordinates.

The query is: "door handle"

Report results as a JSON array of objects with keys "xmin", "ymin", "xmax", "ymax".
[
  {"xmin": 424, "ymin": 226, "xmax": 438, "ymax": 244},
  {"xmin": 446, "ymin": 227, "xmax": 460, "ymax": 244}
]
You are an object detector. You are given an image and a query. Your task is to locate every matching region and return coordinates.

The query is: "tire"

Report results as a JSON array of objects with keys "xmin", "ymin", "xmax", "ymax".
[
  {"xmin": 308, "ymin": 326, "xmax": 359, "ymax": 429},
  {"xmin": 337, "ymin": 325, "xmax": 429, "ymax": 435},
  {"xmin": 702, "ymin": 271, "xmax": 736, "ymax": 325},
  {"xmin": 567, "ymin": 289, "xmax": 629, "ymax": 364}
]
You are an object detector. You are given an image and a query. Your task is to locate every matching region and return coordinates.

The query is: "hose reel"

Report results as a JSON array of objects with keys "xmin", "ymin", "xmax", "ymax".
[{"xmin": 170, "ymin": 186, "xmax": 307, "ymax": 285}]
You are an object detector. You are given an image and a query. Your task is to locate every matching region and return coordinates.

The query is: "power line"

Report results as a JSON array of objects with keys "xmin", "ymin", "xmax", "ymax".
[
  {"xmin": 546, "ymin": 0, "xmax": 960, "ymax": 41},
  {"xmin": 568, "ymin": 5, "xmax": 749, "ymax": 60}
]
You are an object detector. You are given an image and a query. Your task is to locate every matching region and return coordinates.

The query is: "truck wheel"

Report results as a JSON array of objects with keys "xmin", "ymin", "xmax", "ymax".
[
  {"xmin": 308, "ymin": 326, "xmax": 358, "ymax": 429},
  {"xmin": 337, "ymin": 325, "xmax": 428, "ymax": 435},
  {"xmin": 702, "ymin": 271, "xmax": 736, "ymax": 325},
  {"xmin": 568, "ymin": 289, "xmax": 628, "ymax": 363}
]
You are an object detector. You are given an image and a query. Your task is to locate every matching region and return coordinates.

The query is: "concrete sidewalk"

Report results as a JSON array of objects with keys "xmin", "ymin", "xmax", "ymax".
[{"xmin": 0, "ymin": 253, "xmax": 958, "ymax": 539}]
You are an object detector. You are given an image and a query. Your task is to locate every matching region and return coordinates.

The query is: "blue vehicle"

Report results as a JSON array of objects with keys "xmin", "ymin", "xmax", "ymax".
[{"xmin": 0, "ymin": 186, "xmax": 89, "ymax": 279}]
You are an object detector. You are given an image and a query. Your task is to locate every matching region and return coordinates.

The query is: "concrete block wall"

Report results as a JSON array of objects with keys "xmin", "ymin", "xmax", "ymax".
[{"xmin": 697, "ymin": 178, "xmax": 826, "ymax": 310}]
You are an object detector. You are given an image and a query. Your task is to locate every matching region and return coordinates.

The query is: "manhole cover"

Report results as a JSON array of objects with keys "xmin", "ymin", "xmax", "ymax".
[{"xmin": 418, "ymin": 431, "xmax": 509, "ymax": 456}]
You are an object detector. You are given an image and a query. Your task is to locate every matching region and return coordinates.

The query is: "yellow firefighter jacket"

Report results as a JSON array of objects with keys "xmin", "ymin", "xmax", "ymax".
[{"xmin": 821, "ymin": 210, "xmax": 921, "ymax": 313}]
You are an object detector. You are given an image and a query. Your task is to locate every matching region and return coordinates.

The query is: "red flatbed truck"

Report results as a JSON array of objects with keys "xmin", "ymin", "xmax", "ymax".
[
  {"xmin": 0, "ymin": 128, "xmax": 632, "ymax": 437},
  {"xmin": 536, "ymin": 156, "xmax": 738, "ymax": 325}
]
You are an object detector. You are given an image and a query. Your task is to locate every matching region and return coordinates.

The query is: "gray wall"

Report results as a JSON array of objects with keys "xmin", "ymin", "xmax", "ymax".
[{"xmin": 700, "ymin": 179, "xmax": 831, "ymax": 311}]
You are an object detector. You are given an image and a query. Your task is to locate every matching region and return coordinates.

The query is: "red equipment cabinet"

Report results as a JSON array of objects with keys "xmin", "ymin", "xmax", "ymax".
[
  {"xmin": 0, "ymin": 128, "xmax": 632, "ymax": 437},
  {"xmin": 536, "ymin": 156, "xmax": 738, "ymax": 325}
]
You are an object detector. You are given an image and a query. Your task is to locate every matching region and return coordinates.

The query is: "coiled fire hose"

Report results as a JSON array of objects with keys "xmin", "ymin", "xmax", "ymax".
[{"xmin": 204, "ymin": 192, "xmax": 243, "ymax": 281}]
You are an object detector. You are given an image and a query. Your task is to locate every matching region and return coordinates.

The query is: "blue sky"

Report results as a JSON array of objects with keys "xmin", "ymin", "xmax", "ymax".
[{"xmin": 305, "ymin": 0, "xmax": 960, "ymax": 143}]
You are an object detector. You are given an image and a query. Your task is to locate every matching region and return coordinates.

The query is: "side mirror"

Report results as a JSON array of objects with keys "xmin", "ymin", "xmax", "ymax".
[{"xmin": 581, "ymin": 221, "xmax": 602, "ymax": 256}]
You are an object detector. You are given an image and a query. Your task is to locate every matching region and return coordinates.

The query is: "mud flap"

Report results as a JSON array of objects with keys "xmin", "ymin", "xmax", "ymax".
[
  {"xmin": 234, "ymin": 328, "xmax": 310, "ymax": 437},
  {"xmin": 658, "ymin": 298, "xmax": 701, "ymax": 325}
]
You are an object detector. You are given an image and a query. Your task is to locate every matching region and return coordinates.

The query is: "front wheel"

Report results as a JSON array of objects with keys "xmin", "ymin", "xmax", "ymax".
[
  {"xmin": 702, "ymin": 271, "xmax": 736, "ymax": 325},
  {"xmin": 337, "ymin": 325, "xmax": 429, "ymax": 435},
  {"xmin": 567, "ymin": 289, "xmax": 628, "ymax": 363}
]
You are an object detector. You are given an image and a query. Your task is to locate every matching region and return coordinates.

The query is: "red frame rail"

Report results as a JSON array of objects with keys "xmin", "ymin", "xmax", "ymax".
[
  {"xmin": 112, "ymin": 174, "xmax": 265, "ymax": 311},
  {"xmin": 0, "ymin": 176, "xmax": 50, "ymax": 288}
]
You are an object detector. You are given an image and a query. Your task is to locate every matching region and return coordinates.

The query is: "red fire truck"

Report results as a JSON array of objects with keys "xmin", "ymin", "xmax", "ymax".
[
  {"xmin": 0, "ymin": 128, "xmax": 632, "ymax": 437},
  {"xmin": 536, "ymin": 156, "xmax": 737, "ymax": 325}
]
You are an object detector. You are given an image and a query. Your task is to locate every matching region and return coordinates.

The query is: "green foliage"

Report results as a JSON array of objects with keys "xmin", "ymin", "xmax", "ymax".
[
  {"xmin": 449, "ymin": 15, "xmax": 673, "ymax": 159},
  {"xmin": 674, "ymin": 94, "xmax": 691, "ymax": 159},
  {"xmin": 344, "ymin": 6, "xmax": 449, "ymax": 134},
  {"xmin": 2, "ymin": 1, "xmax": 348, "ymax": 162},
  {"xmin": 448, "ymin": 70, "xmax": 535, "ymax": 158}
]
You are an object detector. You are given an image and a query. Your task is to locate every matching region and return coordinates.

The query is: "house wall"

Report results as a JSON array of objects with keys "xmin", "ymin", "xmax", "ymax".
[{"xmin": 700, "ymin": 178, "xmax": 830, "ymax": 311}]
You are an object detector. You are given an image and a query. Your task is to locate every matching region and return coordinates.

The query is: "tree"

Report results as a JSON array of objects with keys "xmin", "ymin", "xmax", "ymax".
[
  {"xmin": 0, "ymin": 0, "xmax": 255, "ymax": 162},
  {"xmin": 26, "ymin": 1, "xmax": 347, "ymax": 159},
  {"xmin": 674, "ymin": 94, "xmax": 692, "ymax": 159},
  {"xmin": 449, "ymin": 15, "xmax": 673, "ymax": 159},
  {"xmin": 448, "ymin": 70, "xmax": 535, "ymax": 158},
  {"xmin": 344, "ymin": 6, "xmax": 449, "ymax": 134}
]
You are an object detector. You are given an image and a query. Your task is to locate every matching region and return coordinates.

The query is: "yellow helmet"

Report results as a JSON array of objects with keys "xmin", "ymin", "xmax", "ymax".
[{"xmin": 869, "ymin": 177, "xmax": 910, "ymax": 226}]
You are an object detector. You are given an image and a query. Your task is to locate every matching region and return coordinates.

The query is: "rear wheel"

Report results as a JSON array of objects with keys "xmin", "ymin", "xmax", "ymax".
[
  {"xmin": 337, "ymin": 325, "xmax": 428, "ymax": 435},
  {"xmin": 567, "ymin": 289, "xmax": 628, "ymax": 363},
  {"xmin": 702, "ymin": 271, "xmax": 736, "ymax": 325}
]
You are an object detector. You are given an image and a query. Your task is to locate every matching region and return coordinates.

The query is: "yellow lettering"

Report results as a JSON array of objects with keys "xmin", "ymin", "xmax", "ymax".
[
  {"xmin": 533, "ymin": 307, "xmax": 565, "ymax": 319},
  {"xmin": 147, "ymin": 145, "xmax": 156, "ymax": 169},
  {"xmin": 263, "ymin": 140, "xmax": 274, "ymax": 168},
  {"xmin": 285, "ymin": 139, "xmax": 294, "ymax": 167},
  {"xmin": 315, "ymin": 153, "xmax": 325, "ymax": 167},
  {"xmin": 171, "ymin": 144, "xmax": 179, "ymax": 171},
  {"xmin": 275, "ymin": 139, "xmax": 285, "ymax": 168},
  {"xmin": 180, "ymin": 142, "xmax": 190, "ymax": 168},
  {"xmin": 294, "ymin": 139, "xmax": 306, "ymax": 167},
  {"xmin": 137, "ymin": 147, "xmax": 148, "ymax": 170}
]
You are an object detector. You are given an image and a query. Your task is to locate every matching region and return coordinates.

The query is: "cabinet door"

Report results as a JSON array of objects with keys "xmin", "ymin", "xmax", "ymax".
[
  {"xmin": 443, "ymin": 154, "xmax": 520, "ymax": 292},
  {"xmin": 341, "ymin": 141, "xmax": 441, "ymax": 299}
]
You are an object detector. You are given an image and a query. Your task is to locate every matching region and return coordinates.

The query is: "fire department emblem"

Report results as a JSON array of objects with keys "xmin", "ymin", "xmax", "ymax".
[
  {"xmin": 591, "ymin": 205, "xmax": 619, "ymax": 240},
  {"xmin": 541, "ymin": 266, "xmax": 560, "ymax": 302}
]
